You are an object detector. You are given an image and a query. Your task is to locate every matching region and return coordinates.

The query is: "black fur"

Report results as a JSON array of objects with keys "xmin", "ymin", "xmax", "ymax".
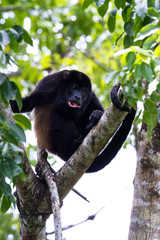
[{"xmin": 10, "ymin": 70, "xmax": 136, "ymax": 173}]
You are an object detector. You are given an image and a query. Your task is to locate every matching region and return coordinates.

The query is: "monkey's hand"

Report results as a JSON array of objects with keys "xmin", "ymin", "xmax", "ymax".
[
  {"xmin": 85, "ymin": 110, "xmax": 103, "ymax": 135},
  {"xmin": 10, "ymin": 100, "xmax": 20, "ymax": 113},
  {"xmin": 73, "ymin": 134, "xmax": 84, "ymax": 149},
  {"xmin": 110, "ymin": 85, "xmax": 130, "ymax": 112},
  {"xmin": 89, "ymin": 110, "xmax": 103, "ymax": 125}
]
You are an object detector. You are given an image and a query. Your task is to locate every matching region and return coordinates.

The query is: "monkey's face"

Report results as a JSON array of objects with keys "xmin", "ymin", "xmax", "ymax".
[
  {"xmin": 55, "ymin": 82, "xmax": 91, "ymax": 118},
  {"xmin": 66, "ymin": 83, "xmax": 89, "ymax": 109}
]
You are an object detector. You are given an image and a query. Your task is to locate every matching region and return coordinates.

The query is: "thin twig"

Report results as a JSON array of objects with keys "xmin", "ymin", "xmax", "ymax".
[
  {"xmin": 50, "ymin": 167, "xmax": 90, "ymax": 203},
  {"xmin": 47, "ymin": 207, "xmax": 104, "ymax": 235},
  {"xmin": 37, "ymin": 147, "xmax": 63, "ymax": 240},
  {"xmin": 72, "ymin": 188, "xmax": 90, "ymax": 203}
]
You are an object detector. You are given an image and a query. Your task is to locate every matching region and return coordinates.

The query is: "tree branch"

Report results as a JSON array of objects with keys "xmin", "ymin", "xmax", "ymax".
[
  {"xmin": 0, "ymin": 5, "xmax": 32, "ymax": 11},
  {"xmin": 6, "ymin": 70, "xmax": 22, "ymax": 78},
  {"xmin": 0, "ymin": 99, "xmax": 129, "ymax": 239},
  {"xmin": 56, "ymin": 103, "xmax": 128, "ymax": 201}
]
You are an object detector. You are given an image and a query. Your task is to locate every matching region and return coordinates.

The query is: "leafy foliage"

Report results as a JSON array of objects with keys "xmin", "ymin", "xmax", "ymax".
[
  {"xmin": 0, "ymin": 25, "xmax": 32, "ymax": 66},
  {"xmin": 0, "ymin": 0, "xmax": 160, "ymax": 216},
  {"xmin": 85, "ymin": 0, "xmax": 160, "ymax": 138},
  {"xmin": 0, "ymin": 109, "xmax": 26, "ymax": 212},
  {"xmin": 0, "ymin": 24, "xmax": 32, "ymax": 212},
  {"xmin": 0, "ymin": 213, "xmax": 19, "ymax": 239}
]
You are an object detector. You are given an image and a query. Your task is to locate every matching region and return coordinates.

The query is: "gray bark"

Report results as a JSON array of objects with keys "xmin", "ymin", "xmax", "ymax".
[{"xmin": 129, "ymin": 123, "xmax": 160, "ymax": 240}]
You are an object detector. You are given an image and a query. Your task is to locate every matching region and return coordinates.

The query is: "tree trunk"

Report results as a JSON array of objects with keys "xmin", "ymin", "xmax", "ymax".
[{"xmin": 129, "ymin": 123, "xmax": 160, "ymax": 239}]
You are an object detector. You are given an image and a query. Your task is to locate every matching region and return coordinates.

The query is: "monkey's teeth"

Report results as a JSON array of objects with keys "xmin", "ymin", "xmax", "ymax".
[{"xmin": 68, "ymin": 101, "xmax": 81, "ymax": 108}]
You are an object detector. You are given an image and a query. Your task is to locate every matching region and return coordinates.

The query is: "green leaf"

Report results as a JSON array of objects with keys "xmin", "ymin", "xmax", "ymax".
[
  {"xmin": 0, "ymin": 114, "xmax": 6, "ymax": 123},
  {"xmin": 10, "ymin": 25, "xmax": 23, "ymax": 42},
  {"xmin": 97, "ymin": 0, "xmax": 109, "ymax": 17},
  {"xmin": 9, "ymin": 144, "xmax": 24, "ymax": 153},
  {"xmin": 11, "ymin": 164, "xmax": 23, "ymax": 177},
  {"xmin": 122, "ymin": 5, "xmax": 131, "ymax": 22},
  {"xmin": 133, "ymin": 64, "xmax": 141, "ymax": 80},
  {"xmin": 0, "ymin": 189, "xmax": 2, "ymax": 199},
  {"xmin": 105, "ymin": 71, "xmax": 117, "ymax": 84},
  {"xmin": 126, "ymin": 52, "xmax": 136, "ymax": 70},
  {"xmin": 120, "ymin": 0, "xmax": 126, "ymax": 9},
  {"xmin": 140, "ymin": 62, "xmax": 153, "ymax": 82},
  {"xmin": 2, "ymin": 54, "xmax": 10, "ymax": 66},
  {"xmin": 147, "ymin": 7, "xmax": 159, "ymax": 18},
  {"xmin": 0, "ymin": 30, "xmax": 10, "ymax": 46},
  {"xmin": 0, "ymin": 33, "xmax": 2, "ymax": 45},
  {"xmin": 9, "ymin": 194, "xmax": 16, "ymax": 207},
  {"xmin": 114, "ymin": 0, "xmax": 125, "ymax": 9},
  {"xmin": 134, "ymin": 24, "xmax": 160, "ymax": 41},
  {"xmin": 82, "ymin": 0, "xmax": 94, "ymax": 9},
  {"xmin": 143, "ymin": 35, "xmax": 158, "ymax": 50},
  {"xmin": 1, "ymin": 160, "xmax": 12, "ymax": 179},
  {"xmin": 132, "ymin": 46, "xmax": 151, "ymax": 56},
  {"xmin": 143, "ymin": 110, "xmax": 157, "ymax": 126},
  {"xmin": 147, "ymin": 125, "xmax": 152, "ymax": 140},
  {"xmin": 0, "ymin": 72, "xmax": 7, "ymax": 85},
  {"xmin": 110, "ymin": 8, "xmax": 117, "ymax": 17},
  {"xmin": 143, "ymin": 109, "xmax": 158, "ymax": 139},
  {"xmin": 3, "ymin": 81, "xmax": 17, "ymax": 101},
  {"xmin": 150, "ymin": 91, "xmax": 160, "ymax": 102},
  {"xmin": 124, "ymin": 21, "xmax": 133, "ymax": 35},
  {"xmin": 1, "ymin": 195, "xmax": 11, "ymax": 214},
  {"xmin": 94, "ymin": 0, "xmax": 105, "ymax": 8},
  {"xmin": 0, "ymin": 128, "xmax": 19, "ymax": 145},
  {"xmin": 108, "ymin": 9, "xmax": 117, "ymax": 33},
  {"xmin": 115, "ymin": 48, "xmax": 132, "ymax": 56},
  {"xmin": 9, "ymin": 123, "xmax": 26, "ymax": 143},
  {"xmin": 154, "ymin": 44, "xmax": 160, "ymax": 58},
  {"xmin": 133, "ymin": 15, "xmax": 143, "ymax": 36},
  {"xmin": 2, "ymin": 157, "xmax": 22, "ymax": 178},
  {"xmin": 114, "ymin": 0, "xmax": 121, "ymax": 9},
  {"xmin": 124, "ymin": 35, "xmax": 133, "ymax": 48},
  {"xmin": 9, "ymin": 33, "xmax": 20, "ymax": 53},
  {"xmin": 124, "ymin": 86, "xmax": 137, "ymax": 99},
  {"xmin": 13, "ymin": 114, "xmax": 31, "ymax": 130},
  {"xmin": 145, "ymin": 98, "xmax": 157, "ymax": 114},
  {"xmin": 0, "ymin": 178, "xmax": 12, "ymax": 196},
  {"xmin": 23, "ymin": 29, "xmax": 33, "ymax": 46}
]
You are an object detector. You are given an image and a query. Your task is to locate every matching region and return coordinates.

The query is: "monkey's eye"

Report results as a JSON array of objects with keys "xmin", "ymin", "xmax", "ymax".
[
  {"xmin": 81, "ymin": 88, "xmax": 87, "ymax": 93},
  {"xmin": 71, "ymin": 85, "xmax": 78, "ymax": 90}
]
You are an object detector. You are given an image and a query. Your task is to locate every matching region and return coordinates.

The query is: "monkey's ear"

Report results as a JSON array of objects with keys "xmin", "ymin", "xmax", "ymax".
[{"xmin": 63, "ymin": 70, "xmax": 70, "ymax": 79}]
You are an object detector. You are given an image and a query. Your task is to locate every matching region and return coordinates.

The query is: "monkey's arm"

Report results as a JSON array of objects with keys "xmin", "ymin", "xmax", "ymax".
[{"xmin": 10, "ymin": 92, "xmax": 43, "ymax": 113}]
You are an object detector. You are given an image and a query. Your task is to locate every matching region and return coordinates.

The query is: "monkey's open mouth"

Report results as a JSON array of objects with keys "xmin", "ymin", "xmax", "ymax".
[{"xmin": 68, "ymin": 101, "xmax": 81, "ymax": 108}]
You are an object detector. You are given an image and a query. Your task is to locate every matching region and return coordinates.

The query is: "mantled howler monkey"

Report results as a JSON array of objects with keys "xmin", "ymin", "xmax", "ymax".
[{"xmin": 10, "ymin": 70, "xmax": 136, "ymax": 173}]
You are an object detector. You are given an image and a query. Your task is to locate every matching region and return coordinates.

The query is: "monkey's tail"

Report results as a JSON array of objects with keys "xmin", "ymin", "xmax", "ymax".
[{"xmin": 86, "ymin": 108, "xmax": 136, "ymax": 173}]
